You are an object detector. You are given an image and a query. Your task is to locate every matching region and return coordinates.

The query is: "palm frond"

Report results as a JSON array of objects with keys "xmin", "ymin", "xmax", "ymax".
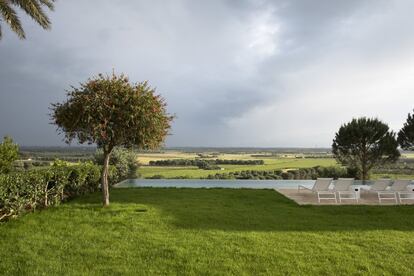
[
  {"xmin": 10, "ymin": 0, "xmax": 52, "ymax": 30},
  {"xmin": 0, "ymin": 0, "xmax": 25, "ymax": 39},
  {"xmin": 38, "ymin": 0, "xmax": 55, "ymax": 11}
]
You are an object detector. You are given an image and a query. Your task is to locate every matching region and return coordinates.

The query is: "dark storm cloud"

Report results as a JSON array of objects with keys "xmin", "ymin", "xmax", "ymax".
[{"xmin": 1, "ymin": 0, "xmax": 413, "ymax": 147}]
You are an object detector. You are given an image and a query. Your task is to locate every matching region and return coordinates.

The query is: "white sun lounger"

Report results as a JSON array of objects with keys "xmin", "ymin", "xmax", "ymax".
[
  {"xmin": 390, "ymin": 180, "xmax": 414, "ymax": 204},
  {"xmin": 334, "ymin": 178, "xmax": 358, "ymax": 203},
  {"xmin": 362, "ymin": 179, "xmax": 392, "ymax": 204},
  {"xmin": 298, "ymin": 178, "xmax": 336, "ymax": 203}
]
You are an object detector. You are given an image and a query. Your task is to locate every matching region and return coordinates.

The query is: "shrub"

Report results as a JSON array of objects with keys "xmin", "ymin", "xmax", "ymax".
[
  {"xmin": 148, "ymin": 174, "xmax": 165, "ymax": 179},
  {"xmin": 95, "ymin": 147, "xmax": 139, "ymax": 183},
  {"xmin": 0, "ymin": 136, "xmax": 19, "ymax": 174},
  {"xmin": 23, "ymin": 162, "xmax": 32, "ymax": 170},
  {"xmin": 0, "ymin": 162, "xmax": 101, "ymax": 222}
]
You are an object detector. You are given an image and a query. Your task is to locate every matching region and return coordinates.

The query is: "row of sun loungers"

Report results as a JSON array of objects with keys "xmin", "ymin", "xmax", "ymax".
[{"xmin": 298, "ymin": 178, "xmax": 414, "ymax": 204}]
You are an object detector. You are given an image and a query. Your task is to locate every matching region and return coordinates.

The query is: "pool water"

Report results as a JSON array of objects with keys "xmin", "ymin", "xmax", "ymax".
[{"xmin": 115, "ymin": 179, "xmax": 384, "ymax": 189}]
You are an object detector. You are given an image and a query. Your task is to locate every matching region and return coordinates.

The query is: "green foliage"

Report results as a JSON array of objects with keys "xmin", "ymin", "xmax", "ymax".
[
  {"xmin": 94, "ymin": 147, "xmax": 139, "ymax": 182},
  {"xmin": 51, "ymin": 73, "xmax": 172, "ymax": 205},
  {"xmin": 332, "ymin": 117, "xmax": 400, "ymax": 180},
  {"xmin": 51, "ymin": 73, "xmax": 172, "ymax": 152},
  {"xmin": 398, "ymin": 109, "xmax": 414, "ymax": 150},
  {"xmin": 149, "ymin": 159, "xmax": 264, "ymax": 167},
  {"xmin": 0, "ymin": 162, "xmax": 101, "ymax": 221},
  {"xmin": 196, "ymin": 161, "xmax": 221, "ymax": 170},
  {"xmin": 0, "ymin": 136, "xmax": 19, "ymax": 174},
  {"xmin": 0, "ymin": 0, "xmax": 54, "ymax": 40},
  {"xmin": 23, "ymin": 161, "xmax": 32, "ymax": 170},
  {"xmin": 205, "ymin": 166, "xmax": 350, "ymax": 180}
]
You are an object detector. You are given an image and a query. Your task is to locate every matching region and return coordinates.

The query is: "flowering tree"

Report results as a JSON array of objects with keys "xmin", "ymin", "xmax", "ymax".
[{"xmin": 51, "ymin": 73, "xmax": 173, "ymax": 206}]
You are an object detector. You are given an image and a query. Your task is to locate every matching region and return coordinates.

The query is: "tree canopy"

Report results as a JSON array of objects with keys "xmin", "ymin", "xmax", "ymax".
[
  {"xmin": 0, "ymin": 0, "xmax": 55, "ymax": 40},
  {"xmin": 51, "ymin": 73, "xmax": 173, "ymax": 205},
  {"xmin": 332, "ymin": 117, "xmax": 400, "ymax": 181},
  {"xmin": 0, "ymin": 136, "xmax": 19, "ymax": 174},
  {"xmin": 398, "ymin": 109, "xmax": 414, "ymax": 150}
]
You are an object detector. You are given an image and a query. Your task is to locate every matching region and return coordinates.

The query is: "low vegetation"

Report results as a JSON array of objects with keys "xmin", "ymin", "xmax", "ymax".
[
  {"xmin": 204, "ymin": 166, "xmax": 350, "ymax": 180},
  {"xmin": 149, "ymin": 159, "xmax": 264, "ymax": 166},
  {"xmin": 0, "ymin": 150, "xmax": 140, "ymax": 221},
  {"xmin": 1, "ymin": 188, "xmax": 414, "ymax": 275},
  {"xmin": 95, "ymin": 147, "xmax": 140, "ymax": 180},
  {"xmin": 0, "ymin": 136, "xmax": 19, "ymax": 174},
  {"xmin": 149, "ymin": 158, "xmax": 264, "ymax": 170},
  {"xmin": 0, "ymin": 162, "xmax": 101, "ymax": 221}
]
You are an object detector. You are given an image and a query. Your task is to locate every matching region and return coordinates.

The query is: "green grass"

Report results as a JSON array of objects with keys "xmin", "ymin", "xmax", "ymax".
[
  {"xmin": 139, "ymin": 158, "xmax": 338, "ymax": 178},
  {"xmin": 1, "ymin": 188, "xmax": 414, "ymax": 275}
]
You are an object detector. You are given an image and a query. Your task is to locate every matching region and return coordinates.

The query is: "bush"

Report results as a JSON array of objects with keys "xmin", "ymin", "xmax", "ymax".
[
  {"xmin": 95, "ymin": 148, "xmax": 139, "ymax": 183},
  {"xmin": 0, "ymin": 162, "xmax": 101, "ymax": 222},
  {"xmin": 148, "ymin": 174, "xmax": 165, "ymax": 179},
  {"xmin": 0, "ymin": 136, "xmax": 19, "ymax": 174},
  {"xmin": 23, "ymin": 162, "xmax": 32, "ymax": 170}
]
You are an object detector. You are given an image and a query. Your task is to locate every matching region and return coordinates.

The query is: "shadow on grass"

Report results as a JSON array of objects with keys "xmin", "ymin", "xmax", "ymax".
[{"xmin": 71, "ymin": 188, "xmax": 414, "ymax": 232}]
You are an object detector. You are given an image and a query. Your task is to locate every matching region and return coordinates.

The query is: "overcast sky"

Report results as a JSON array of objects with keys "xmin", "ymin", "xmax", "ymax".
[{"xmin": 1, "ymin": 0, "xmax": 414, "ymax": 147}]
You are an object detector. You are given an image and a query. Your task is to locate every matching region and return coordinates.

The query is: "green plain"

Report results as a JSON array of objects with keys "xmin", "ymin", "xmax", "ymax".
[{"xmin": 138, "ymin": 158, "xmax": 338, "ymax": 178}]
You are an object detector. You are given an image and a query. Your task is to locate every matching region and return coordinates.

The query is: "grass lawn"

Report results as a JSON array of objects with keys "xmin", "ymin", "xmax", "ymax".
[
  {"xmin": 139, "ymin": 158, "xmax": 338, "ymax": 178},
  {"xmin": 1, "ymin": 188, "xmax": 414, "ymax": 275}
]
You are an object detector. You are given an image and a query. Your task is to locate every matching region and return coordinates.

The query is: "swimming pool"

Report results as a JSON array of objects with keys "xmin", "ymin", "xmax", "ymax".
[
  {"xmin": 116, "ymin": 179, "xmax": 312, "ymax": 189},
  {"xmin": 115, "ymin": 179, "xmax": 383, "ymax": 189},
  {"xmin": 114, "ymin": 179, "xmax": 414, "ymax": 189}
]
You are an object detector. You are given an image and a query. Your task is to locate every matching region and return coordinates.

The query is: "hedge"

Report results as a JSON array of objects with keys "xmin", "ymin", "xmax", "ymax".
[{"xmin": 0, "ymin": 162, "xmax": 101, "ymax": 222}]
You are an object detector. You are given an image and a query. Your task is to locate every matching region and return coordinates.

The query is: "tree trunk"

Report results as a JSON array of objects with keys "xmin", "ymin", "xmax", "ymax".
[
  {"xmin": 101, "ymin": 151, "xmax": 111, "ymax": 206},
  {"xmin": 361, "ymin": 146, "xmax": 368, "ymax": 184},
  {"xmin": 361, "ymin": 166, "xmax": 368, "ymax": 183}
]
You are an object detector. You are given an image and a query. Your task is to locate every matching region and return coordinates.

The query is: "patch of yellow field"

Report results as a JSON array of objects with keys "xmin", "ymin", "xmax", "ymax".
[
  {"xmin": 402, "ymin": 153, "xmax": 414, "ymax": 159},
  {"xmin": 137, "ymin": 151, "xmax": 198, "ymax": 165},
  {"xmin": 136, "ymin": 151, "xmax": 334, "ymax": 165},
  {"xmin": 137, "ymin": 151, "xmax": 287, "ymax": 165}
]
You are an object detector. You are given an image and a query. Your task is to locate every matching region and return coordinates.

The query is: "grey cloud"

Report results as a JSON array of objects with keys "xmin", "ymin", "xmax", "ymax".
[{"xmin": 1, "ymin": 0, "xmax": 413, "ymax": 147}]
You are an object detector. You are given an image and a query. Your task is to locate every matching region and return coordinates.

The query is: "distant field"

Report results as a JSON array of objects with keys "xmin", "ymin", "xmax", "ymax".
[
  {"xmin": 137, "ymin": 151, "xmax": 199, "ymax": 165},
  {"xmin": 20, "ymin": 148, "xmax": 414, "ymax": 180},
  {"xmin": 137, "ymin": 151, "xmax": 414, "ymax": 179},
  {"xmin": 136, "ymin": 152, "xmax": 300, "ymax": 165},
  {"xmin": 138, "ymin": 153, "xmax": 338, "ymax": 178}
]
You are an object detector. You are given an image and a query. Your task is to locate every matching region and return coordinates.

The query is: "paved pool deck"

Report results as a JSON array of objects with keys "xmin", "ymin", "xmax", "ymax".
[{"xmin": 276, "ymin": 189, "xmax": 414, "ymax": 205}]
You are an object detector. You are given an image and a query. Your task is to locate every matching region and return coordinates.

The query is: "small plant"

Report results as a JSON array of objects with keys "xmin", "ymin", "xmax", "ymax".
[{"xmin": 0, "ymin": 136, "xmax": 19, "ymax": 174}]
